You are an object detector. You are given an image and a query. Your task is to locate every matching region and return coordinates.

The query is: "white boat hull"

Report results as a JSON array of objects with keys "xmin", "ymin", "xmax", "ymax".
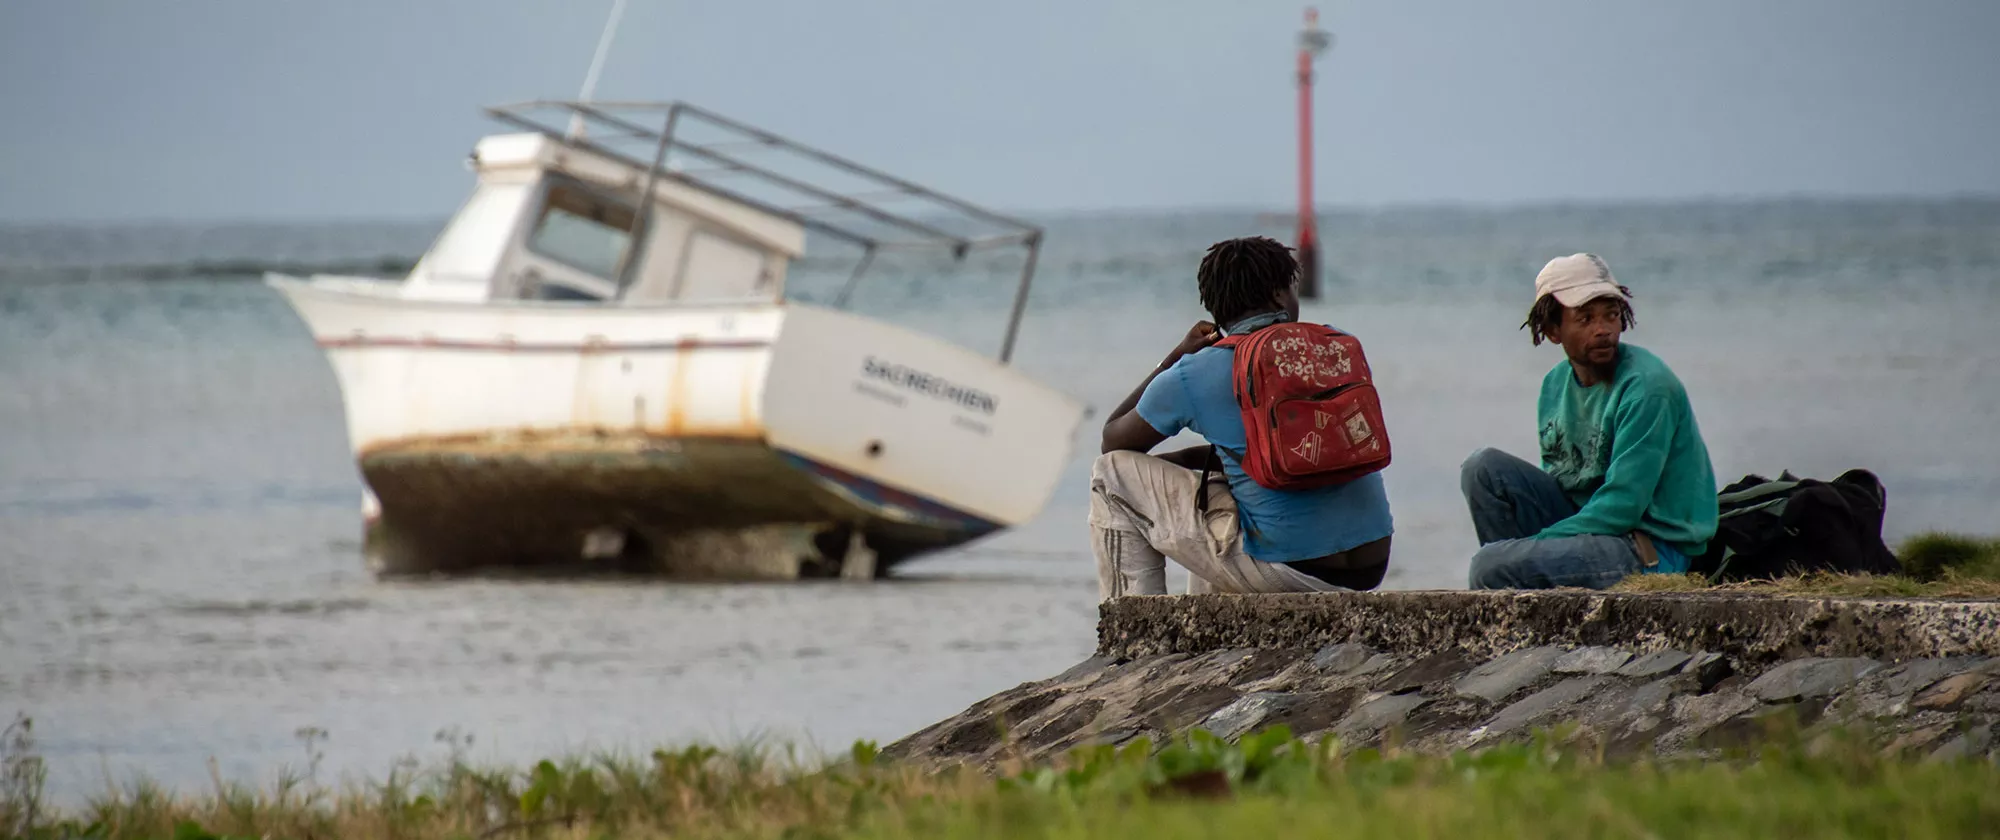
[{"xmin": 268, "ymin": 275, "xmax": 1088, "ymax": 578}]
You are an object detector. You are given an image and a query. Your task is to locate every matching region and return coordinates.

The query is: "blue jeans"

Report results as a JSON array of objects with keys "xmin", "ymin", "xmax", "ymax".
[{"xmin": 1460, "ymin": 448, "xmax": 1644, "ymax": 590}]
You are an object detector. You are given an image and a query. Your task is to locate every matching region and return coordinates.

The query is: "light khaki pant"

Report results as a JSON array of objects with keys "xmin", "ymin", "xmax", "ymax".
[{"xmin": 1088, "ymin": 450, "xmax": 1350, "ymax": 601}]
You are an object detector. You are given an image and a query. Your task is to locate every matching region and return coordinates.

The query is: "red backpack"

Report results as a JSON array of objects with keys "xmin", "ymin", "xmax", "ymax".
[{"xmin": 1212, "ymin": 322, "xmax": 1391, "ymax": 490}]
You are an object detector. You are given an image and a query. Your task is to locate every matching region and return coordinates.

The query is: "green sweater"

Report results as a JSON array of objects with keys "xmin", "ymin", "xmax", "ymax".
[{"xmin": 1535, "ymin": 344, "xmax": 1719, "ymax": 559}]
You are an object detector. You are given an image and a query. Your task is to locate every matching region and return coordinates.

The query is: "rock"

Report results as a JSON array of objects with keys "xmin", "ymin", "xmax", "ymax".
[
  {"xmin": 1225, "ymin": 649, "xmax": 1302, "ymax": 684},
  {"xmin": 1618, "ymin": 649, "xmax": 1694, "ymax": 679},
  {"xmin": 1687, "ymin": 652, "xmax": 1733, "ymax": 691},
  {"xmin": 1926, "ymin": 725, "xmax": 1995, "ymax": 763},
  {"xmin": 1696, "ymin": 702, "xmax": 1815, "ymax": 750},
  {"xmin": 1571, "ymin": 679, "xmax": 1649, "ymax": 729},
  {"xmin": 1776, "ymin": 695, "xmax": 1834, "ymax": 728},
  {"xmin": 1052, "ymin": 655, "xmax": 1118, "ymax": 686},
  {"xmin": 1352, "ymin": 653, "xmax": 1399, "ymax": 676},
  {"xmin": 1312, "ymin": 643, "xmax": 1378, "ymax": 674},
  {"xmin": 1242, "ymin": 660, "xmax": 1316, "ymax": 694},
  {"xmin": 1478, "ymin": 676, "xmax": 1611, "ymax": 738},
  {"xmin": 1085, "ymin": 654, "xmax": 1187, "ymax": 701},
  {"xmin": 1553, "ymin": 646, "xmax": 1633, "ymax": 675},
  {"xmin": 1913, "ymin": 672, "xmax": 1990, "ymax": 711},
  {"xmin": 1337, "ymin": 692, "xmax": 1429, "ymax": 737},
  {"xmin": 1885, "ymin": 723, "xmax": 1957, "ymax": 755},
  {"xmin": 1673, "ymin": 689, "xmax": 1760, "ymax": 728},
  {"xmin": 1096, "ymin": 729, "xmax": 1145, "ymax": 747},
  {"xmin": 1023, "ymin": 699, "xmax": 1108, "ymax": 749},
  {"xmin": 1828, "ymin": 658, "xmax": 1985, "ymax": 719},
  {"xmin": 1968, "ymin": 693, "xmax": 2000, "ymax": 716},
  {"xmin": 1259, "ymin": 688, "xmax": 1365, "ymax": 737},
  {"xmin": 932, "ymin": 715, "xmax": 1008, "ymax": 756},
  {"xmin": 994, "ymin": 690, "xmax": 1064, "ymax": 729},
  {"xmin": 1837, "ymin": 680, "xmax": 1914, "ymax": 720},
  {"xmin": 1454, "ymin": 646, "xmax": 1566, "ymax": 703},
  {"xmin": 1137, "ymin": 683, "xmax": 1243, "ymax": 731},
  {"xmin": 1180, "ymin": 649, "xmax": 1256, "ymax": 685},
  {"xmin": 1400, "ymin": 696, "xmax": 1498, "ymax": 745},
  {"xmin": 1881, "ymin": 658, "xmax": 1979, "ymax": 697},
  {"xmin": 1382, "ymin": 651, "xmax": 1474, "ymax": 695},
  {"xmin": 1748, "ymin": 657, "xmax": 1884, "ymax": 702},
  {"xmin": 1202, "ymin": 692, "xmax": 1287, "ymax": 740},
  {"xmin": 1655, "ymin": 689, "xmax": 1764, "ymax": 752},
  {"xmin": 1603, "ymin": 722, "xmax": 1667, "ymax": 759},
  {"xmin": 1625, "ymin": 676, "xmax": 1685, "ymax": 718}
]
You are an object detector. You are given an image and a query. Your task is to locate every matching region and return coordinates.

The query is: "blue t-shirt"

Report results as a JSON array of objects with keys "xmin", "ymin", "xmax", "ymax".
[{"xmin": 1136, "ymin": 338, "xmax": 1396, "ymax": 563}]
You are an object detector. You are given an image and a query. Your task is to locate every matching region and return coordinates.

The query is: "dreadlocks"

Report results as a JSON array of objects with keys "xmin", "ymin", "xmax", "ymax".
[
  {"xmin": 1521, "ymin": 286, "xmax": 1637, "ymax": 346},
  {"xmin": 1197, "ymin": 236, "xmax": 1298, "ymax": 326}
]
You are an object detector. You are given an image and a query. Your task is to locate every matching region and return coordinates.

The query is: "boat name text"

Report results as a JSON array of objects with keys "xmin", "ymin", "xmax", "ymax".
[{"xmin": 861, "ymin": 357, "xmax": 998, "ymax": 416}]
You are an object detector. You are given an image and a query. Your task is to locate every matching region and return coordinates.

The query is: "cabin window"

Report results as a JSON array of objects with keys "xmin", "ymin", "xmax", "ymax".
[{"xmin": 525, "ymin": 182, "xmax": 641, "ymax": 281}]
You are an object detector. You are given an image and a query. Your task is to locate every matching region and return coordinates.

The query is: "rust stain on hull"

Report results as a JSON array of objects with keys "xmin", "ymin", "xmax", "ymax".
[
  {"xmin": 739, "ymin": 362, "xmax": 758, "ymax": 430},
  {"xmin": 664, "ymin": 338, "xmax": 694, "ymax": 436}
]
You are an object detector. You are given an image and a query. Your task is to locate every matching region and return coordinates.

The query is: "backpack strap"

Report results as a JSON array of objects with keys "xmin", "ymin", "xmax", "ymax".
[
  {"xmin": 1192, "ymin": 328, "xmax": 1259, "ymax": 512},
  {"xmin": 1194, "ymin": 445, "xmax": 1220, "ymax": 513}
]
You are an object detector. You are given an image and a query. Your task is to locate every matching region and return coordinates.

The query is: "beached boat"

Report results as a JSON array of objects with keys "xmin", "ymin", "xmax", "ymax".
[{"xmin": 266, "ymin": 100, "xmax": 1087, "ymax": 579}]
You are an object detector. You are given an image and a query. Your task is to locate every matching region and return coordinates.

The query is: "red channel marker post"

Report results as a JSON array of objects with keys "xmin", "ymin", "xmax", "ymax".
[{"xmin": 1296, "ymin": 8, "xmax": 1332, "ymax": 300}]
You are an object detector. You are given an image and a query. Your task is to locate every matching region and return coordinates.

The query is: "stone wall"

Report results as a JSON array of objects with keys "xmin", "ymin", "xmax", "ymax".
[{"xmin": 886, "ymin": 591, "xmax": 2000, "ymax": 766}]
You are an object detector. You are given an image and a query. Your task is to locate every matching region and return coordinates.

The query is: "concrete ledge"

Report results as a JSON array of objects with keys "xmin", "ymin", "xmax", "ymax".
[{"xmin": 1097, "ymin": 591, "xmax": 2000, "ymax": 665}]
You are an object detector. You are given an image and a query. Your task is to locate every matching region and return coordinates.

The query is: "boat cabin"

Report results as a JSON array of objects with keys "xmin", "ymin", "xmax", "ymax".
[
  {"xmin": 388, "ymin": 101, "xmax": 1047, "ymax": 362},
  {"xmin": 401, "ymin": 130, "xmax": 805, "ymax": 306}
]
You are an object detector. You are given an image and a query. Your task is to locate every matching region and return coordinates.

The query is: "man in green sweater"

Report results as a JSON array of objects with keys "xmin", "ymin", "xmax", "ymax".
[{"xmin": 1462, "ymin": 253, "xmax": 1718, "ymax": 590}]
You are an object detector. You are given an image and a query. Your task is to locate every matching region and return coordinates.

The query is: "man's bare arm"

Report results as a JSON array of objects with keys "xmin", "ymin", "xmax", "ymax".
[
  {"xmin": 1153, "ymin": 445, "xmax": 1214, "ymax": 470},
  {"xmin": 1100, "ymin": 321, "xmax": 1219, "ymax": 454}
]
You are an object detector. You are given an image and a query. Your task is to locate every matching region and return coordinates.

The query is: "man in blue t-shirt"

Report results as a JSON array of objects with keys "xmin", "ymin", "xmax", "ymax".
[
  {"xmin": 1460, "ymin": 253, "xmax": 1718, "ymax": 590},
  {"xmin": 1092, "ymin": 236, "xmax": 1396, "ymax": 600}
]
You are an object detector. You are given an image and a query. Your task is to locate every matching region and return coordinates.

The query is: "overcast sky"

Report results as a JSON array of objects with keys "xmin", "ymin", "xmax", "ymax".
[{"xmin": 2, "ymin": 0, "xmax": 1995, "ymax": 223}]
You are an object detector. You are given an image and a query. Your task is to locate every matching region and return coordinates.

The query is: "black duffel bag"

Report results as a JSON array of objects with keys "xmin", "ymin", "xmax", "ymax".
[{"xmin": 1692, "ymin": 468, "xmax": 1901, "ymax": 582}]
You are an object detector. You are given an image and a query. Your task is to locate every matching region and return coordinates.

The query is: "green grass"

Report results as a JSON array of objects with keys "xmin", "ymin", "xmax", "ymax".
[
  {"xmin": 5, "ymin": 716, "xmax": 1997, "ymax": 840},
  {"xmin": 1612, "ymin": 531, "xmax": 2000, "ymax": 598},
  {"xmin": 1898, "ymin": 533, "xmax": 2000, "ymax": 582}
]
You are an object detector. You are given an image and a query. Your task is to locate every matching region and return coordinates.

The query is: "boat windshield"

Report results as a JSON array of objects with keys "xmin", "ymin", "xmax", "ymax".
[{"xmin": 525, "ymin": 181, "xmax": 640, "ymax": 286}]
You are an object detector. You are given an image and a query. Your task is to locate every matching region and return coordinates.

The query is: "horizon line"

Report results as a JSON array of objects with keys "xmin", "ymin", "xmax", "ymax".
[{"xmin": 4, "ymin": 190, "xmax": 1998, "ymax": 230}]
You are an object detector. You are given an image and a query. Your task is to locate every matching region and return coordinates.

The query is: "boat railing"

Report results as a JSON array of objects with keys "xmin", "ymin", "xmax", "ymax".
[{"xmin": 482, "ymin": 100, "xmax": 1046, "ymax": 364}]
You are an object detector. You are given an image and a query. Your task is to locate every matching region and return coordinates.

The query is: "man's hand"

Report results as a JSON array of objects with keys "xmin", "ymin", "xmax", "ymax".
[{"xmin": 1169, "ymin": 320, "xmax": 1221, "ymax": 363}]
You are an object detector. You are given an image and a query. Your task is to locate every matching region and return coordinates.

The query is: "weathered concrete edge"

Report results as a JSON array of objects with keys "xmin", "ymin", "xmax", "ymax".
[{"xmin": 1096, "ymin": 591, "xmax": 2000, "ymax": 666}]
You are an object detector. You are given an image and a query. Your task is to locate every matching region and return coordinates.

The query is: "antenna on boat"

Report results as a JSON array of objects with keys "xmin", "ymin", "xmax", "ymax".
[
  {"xmin": 1295, "ymin": 6, "xmax": 1332, "ymax": 300},
  {"xmin": 568, "ymin": 0, "xmax": 631, "ymax": 140}
]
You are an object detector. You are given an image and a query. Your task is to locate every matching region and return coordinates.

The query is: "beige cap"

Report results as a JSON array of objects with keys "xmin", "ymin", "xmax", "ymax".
[{"xmin": 1534, "ymin": 253, "xmax": 1630, "ymax": 308}]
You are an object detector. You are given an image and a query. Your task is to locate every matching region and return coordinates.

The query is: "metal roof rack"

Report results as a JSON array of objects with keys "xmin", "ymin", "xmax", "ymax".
[{"xmin": 482, "ymin": 100, "xmax": 1045, "ymax": 363}]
